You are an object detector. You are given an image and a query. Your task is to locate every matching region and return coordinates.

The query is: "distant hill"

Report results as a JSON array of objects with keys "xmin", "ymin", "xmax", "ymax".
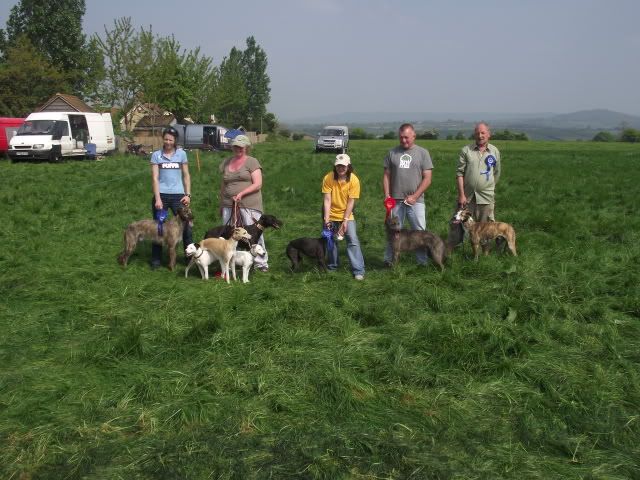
[
  {"xmin": 512, "ymin": 109, "xmax": 640, "ymax": 130},
  {"xmin": 284, "ymin": 109, "xmax": 640, "ymax": 141},
  {"xmin": 290, "ymin": 111, "xmax": 556, "ymax": 124}
]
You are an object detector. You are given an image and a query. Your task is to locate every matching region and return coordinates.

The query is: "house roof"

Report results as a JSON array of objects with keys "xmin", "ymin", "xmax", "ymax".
[
  {"xmin": 135, "ymin": 113, "xmax": 175, "ymax": 129},
  {"xmin": 36, "ymin": 93, "xmax": 94, "ymax": 113}
]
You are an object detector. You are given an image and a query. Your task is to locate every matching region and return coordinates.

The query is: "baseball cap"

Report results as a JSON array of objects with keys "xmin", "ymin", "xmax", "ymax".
[
  {"xmin": 335, "ymin": 153, "xmax": 351, "ymax": 166},
  {"xmin": 231, "ymin": 135, "xmax": 251, "ymax": 147}
]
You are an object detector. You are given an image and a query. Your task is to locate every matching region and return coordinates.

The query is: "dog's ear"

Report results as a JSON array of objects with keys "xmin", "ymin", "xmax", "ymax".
[{"xmin": 194, "ymin": 242, "xmax": 200, "ymax": 249}]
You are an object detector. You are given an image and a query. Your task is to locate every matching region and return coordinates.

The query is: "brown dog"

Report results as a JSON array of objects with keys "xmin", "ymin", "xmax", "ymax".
[
  {"xmin": 118, "ymin": 206, "xmax": 194, "ymax": 271},
  {"xmin": 385, "ymin": 216, "xmax": 446, "ymax": 270},
  {"xmin": 455, "ymin": 207, "xmax": 517, "ymax": 259}
]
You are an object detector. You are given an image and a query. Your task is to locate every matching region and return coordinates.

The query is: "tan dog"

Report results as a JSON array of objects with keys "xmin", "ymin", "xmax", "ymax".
[
  {"xmin": 455, "ymin": 207, "xmax": 517, "ymax": 259},
  {"xmin": 118, "ymin": 206, "xmax": 194, "ymax": 271},
  {"xmin": 196, "ymin": 227, "xmax": 251, "ymax": 283}
]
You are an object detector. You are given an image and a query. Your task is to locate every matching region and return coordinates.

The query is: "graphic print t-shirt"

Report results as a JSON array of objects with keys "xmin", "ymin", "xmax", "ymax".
[
  {"xmin": 383, "ymin": 145, "xmax": 433, "ymax": 202},
  {"xmin": 150, "ymin": 148, "xmax": 188, "ymax": 194}
]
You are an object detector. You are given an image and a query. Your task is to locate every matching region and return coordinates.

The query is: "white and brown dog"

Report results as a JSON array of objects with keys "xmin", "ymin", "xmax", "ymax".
[
  {"xmin": 455, "ymin": 207, "xmax": 517, "ymax": 260},
  {"xmin": 184, "ymin": 227, "xmax": 251, "ymax": 282},
  {"xmin": 185, "ymin": 242, "xmax": 265, "ymax": 282}
]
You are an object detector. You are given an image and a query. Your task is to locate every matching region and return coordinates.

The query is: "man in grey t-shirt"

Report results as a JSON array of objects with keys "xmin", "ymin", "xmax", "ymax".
[{"xmin": 383, "ymin": 123, "xmax": 434, "ymax": 265}]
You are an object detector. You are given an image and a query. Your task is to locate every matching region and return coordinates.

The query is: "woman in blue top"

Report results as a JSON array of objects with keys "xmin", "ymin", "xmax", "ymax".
[{"xmin": 150, "ymin": 127, "xmax": 192, "ymax": 269}]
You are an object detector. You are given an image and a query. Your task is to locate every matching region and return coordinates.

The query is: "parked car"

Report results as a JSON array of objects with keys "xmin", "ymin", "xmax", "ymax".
[
  {"xmin": 8, "ymin": 111, "xmax": 115, "ymax": 162},
  {"xmin": 315, "ymin": 125, "xmax": 349, "ymax": 153},
  {"xmin": 0, "ymin": 117, "xmax": 25, "ymax": 157}
]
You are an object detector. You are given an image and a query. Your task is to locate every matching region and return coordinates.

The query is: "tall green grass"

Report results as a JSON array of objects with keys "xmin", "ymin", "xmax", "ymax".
[{"xmin": 1, "ymin": 140, "xmax": 639, "ymax": 479}]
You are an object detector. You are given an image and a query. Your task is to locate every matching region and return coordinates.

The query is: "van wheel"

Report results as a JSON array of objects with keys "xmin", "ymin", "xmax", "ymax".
[{"xmin": 49, "ymin": 151, "xmax": 61, "ymax": 163}]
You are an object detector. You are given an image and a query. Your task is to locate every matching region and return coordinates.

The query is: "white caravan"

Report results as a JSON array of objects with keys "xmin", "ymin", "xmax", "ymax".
[{"xmin": 8, "ymin": 111, "xmax": 116, "ymax": 162}]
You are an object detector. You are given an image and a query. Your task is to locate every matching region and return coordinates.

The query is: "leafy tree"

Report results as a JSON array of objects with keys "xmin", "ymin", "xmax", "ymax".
[
  {"xmin": 382, "ymin": 131, "xmax": 396, "ymax": 140},
  {"xmin": 619, "ymin": 128, "xmax": 640, "ymax": 143},
  {"xmin": 241, "ymin": 36, "xmax": 270, "ymax": 131},
  {"xmin": 278, "ymin": 128, "xmax": 291, "ymax": 139},
  {"xmin": 592, "ymin": 131, "xmax": 615, "ymax": 142},
  {"xmin": 261, "ymin": 112, "xmax": 278, "ymax": 133},
  {"xmin": 455, "ymin": 131, "xmax": 466, "ymax": 140},
  {"xmin": 446, "ymin": 134, "xmax": 453, "ymax": 140},
  {"xmin": 0, "ymin": 35, "xmax": 68, "ymax": 116},
  {"xmin": 292, "ymin": 132, "xmax": 305, "ymax": 141},
  {"xmin": 491, "ymin": 129, "xmax": 529, "ymax": 141},
  {"xmin": 214, "ymin": 47, "xmax": 249, "ymax": 127},
  {"xmin": 417, "ymin": 129, "xmax": 439, "ymax": 140},
  {"xmin": 145, "ymin": 36, "xmax": 216, "ymax": 124},
  {"xmin": 93, "ymin": 18, "xmax": 155, "ymax": 130},
  {"xmin": 0, "ymin": 0, "xmax": 102, "ymax": 97}
]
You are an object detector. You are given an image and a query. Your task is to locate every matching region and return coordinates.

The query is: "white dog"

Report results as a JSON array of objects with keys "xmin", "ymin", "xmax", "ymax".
[
  {"xmin": 185, "ymin": 240, "xmax": 265, "ymax": 283},
  {"xmin": 233, "ymin": 244, "xmax": 265, "ymax": 283}
]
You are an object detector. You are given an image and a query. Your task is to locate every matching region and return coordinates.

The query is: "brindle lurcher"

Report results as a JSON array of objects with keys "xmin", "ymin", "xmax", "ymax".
[
  {"xmin": 385, "ymin": 215, "xmax": 446, "ymax": 270},
  {"xmin": 117, "ymin": 206, "xmax": 194, "ymax": 271},
  {"xmin": 455, "ymin": 207, "xmax": 517, "ymax": 260}
]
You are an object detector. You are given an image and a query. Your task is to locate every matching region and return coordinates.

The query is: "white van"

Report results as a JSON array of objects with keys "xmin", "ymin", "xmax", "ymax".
[{"xmin": 8, "ymin": 111, "xmax": 116, "ymax": 162}]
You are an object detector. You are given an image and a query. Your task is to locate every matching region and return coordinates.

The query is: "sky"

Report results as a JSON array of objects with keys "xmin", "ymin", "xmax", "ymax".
[{"xmin": 2, "ymin": 0, "xmax": 639, "ymax": 121}]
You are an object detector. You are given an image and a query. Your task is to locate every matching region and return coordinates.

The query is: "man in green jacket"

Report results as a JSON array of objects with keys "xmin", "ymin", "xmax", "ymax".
[{"xmin": 456, "ymin": 122, "xmax": 501, "ymax": 222}]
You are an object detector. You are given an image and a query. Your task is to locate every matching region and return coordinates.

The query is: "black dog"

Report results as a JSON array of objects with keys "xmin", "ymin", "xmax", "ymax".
[
  {"xmin": 204, "ymin": 214, "xmax": 282, "ymax": 250},
  {"xmin": 286, "ymin": 237, "xmax": 327, "ymax": 272}
]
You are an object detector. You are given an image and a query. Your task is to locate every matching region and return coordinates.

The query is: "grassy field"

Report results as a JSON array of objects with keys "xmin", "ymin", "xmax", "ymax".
[{"xmin": 1, "ymin": 139, "xmax": 639, "ymax": 479}]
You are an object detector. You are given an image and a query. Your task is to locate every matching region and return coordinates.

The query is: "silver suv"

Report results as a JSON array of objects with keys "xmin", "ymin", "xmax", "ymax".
[{"xmin": 315, "ymin": 125, "xmax": 349, "ymax": 153}]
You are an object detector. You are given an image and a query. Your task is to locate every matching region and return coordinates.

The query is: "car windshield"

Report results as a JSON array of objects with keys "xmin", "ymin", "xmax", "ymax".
[
  {"xmin": 17, "ymin": 120, "xmax": 57, "ymax": 135},
  {"xmin": 321, "ymin": 129, "xmax": 344, "ymax": 136}
]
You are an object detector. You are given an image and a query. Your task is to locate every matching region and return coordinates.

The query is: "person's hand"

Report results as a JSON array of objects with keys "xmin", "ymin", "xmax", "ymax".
[
  {"xmin": 233, "ymin": 192, "xmax": 243, "ymax": 202},
  {"xmin": 181, "ymin": 195, "xmax": 191, "ymax": 206},
  {"xmin": 154, "ymin": 199, "xmax": 163, "ymax": 210},
  {"xmin": 338, "ymin": 220, "xmax": 348, "ymax": 237},
  {"xmin": 404, "ymin": 194, "xmax": 417, "ymax": 205},
  {"xmin": 457, "ymin": 194, "xmax": 467, "ymax": 208}
]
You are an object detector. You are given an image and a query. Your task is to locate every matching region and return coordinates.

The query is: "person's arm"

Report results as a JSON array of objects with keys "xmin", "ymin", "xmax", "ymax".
[
  {"xmin": 456, "ymin": 176, "xmax": 467, "ymax": 207},
  {"xmin": 383, "ymin": 168, "xmax": 391, "ymax": 199},
  {"xmin": 233, "ymin": 168, "xmax": 262, "ymax": 202},
  {"xmin": 151, "ymin": 163, "xmax": 162, "ymax": 209},
  {"xmin": 338, "ymin": 197, "xmax": 356, "ymax": 236},
  {"xmin": 405, "ymin": 169, "xmax": 432, "ymax": 205},
  {"xmin": 323, "ymin": 192, "xmax": 332, "ymax": 226},
  {"xmin": 180, "ymin": 162, "xmax": 191, "ymax": 206},
  {"xmin": 456, "ymin": 149, "xmax": 468, "ymax": 206}
]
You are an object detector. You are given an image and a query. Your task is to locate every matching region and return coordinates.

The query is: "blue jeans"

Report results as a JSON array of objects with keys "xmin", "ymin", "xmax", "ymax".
[
  {"xmin": 327, "ymin": 220, "xmax": 365, "ymax": 276},
  {"xmin": 221, "ymin": 207, "xmax": 268, "ymax": 269},
  {"xmin": 384, "ymin": 201, "xmax": 428, "ymax": 265},
  {"xmin": 151, "ymin": 194, "xmax": 193, "ymax": 265}
]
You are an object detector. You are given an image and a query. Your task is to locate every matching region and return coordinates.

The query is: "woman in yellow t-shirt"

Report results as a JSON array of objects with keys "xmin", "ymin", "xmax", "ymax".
[{"xmin": 321, "ymin": 154, "xmax": 365, "ymax": 280}]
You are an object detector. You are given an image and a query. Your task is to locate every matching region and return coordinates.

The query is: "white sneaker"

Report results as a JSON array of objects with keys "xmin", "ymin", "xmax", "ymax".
[{"xmin": 354, "ymin": 274, "xmax": 364, "ymax": 281}]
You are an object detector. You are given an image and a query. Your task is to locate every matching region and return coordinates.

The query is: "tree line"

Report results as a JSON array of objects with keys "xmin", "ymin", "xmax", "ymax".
[
  {"xmin": 0, "ymin": 0, "xmax": 276, "ymax": 133},
  {"xmin": 593, "ymin": 129, "xmax": 640, "ymax": 143}
]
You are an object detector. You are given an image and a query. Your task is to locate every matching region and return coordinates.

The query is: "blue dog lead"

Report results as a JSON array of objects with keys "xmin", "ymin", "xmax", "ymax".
[
  {"xmin": 155, "ymin": 208, "xmax": 169, "ymax": 236},
  {"xmin": 321, "ymin": 226, "xmax": 335, "ymax": 252}
]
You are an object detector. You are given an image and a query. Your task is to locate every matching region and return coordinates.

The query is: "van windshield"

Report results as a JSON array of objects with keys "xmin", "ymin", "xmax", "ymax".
[
  {"xmin": 321, "ymin": 129, "xmax": 344, "ymax": 136},
  {"xmin": 17, "ymin": 120, "xmax": 57, "ymax": 135}
]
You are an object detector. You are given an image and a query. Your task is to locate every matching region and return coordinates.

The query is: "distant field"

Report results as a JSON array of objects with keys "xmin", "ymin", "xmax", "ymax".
[{"xmin": 1, "ymin": 140, "xmax": 639, "ymax": 479}]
